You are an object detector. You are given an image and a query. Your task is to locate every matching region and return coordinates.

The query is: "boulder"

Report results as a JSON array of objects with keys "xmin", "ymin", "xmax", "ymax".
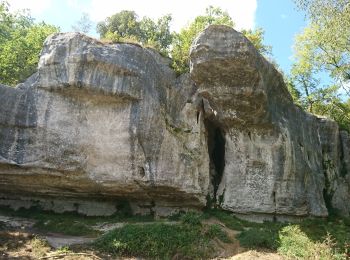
[
  {"xmin": 0, "ymin": 33, "xmax": 209, "ymax": 216},
  {"xmin": 0, "ymin": 26, "xmax": 349, "ymax": 219},
  {"xmin": 190, "ymin": 25, "xmax": 349, "ymax": 220}
]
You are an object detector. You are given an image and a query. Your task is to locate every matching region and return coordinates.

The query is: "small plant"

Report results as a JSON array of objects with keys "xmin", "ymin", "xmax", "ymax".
[
  {"xmin": 55, "ymin": 246, "xmax": 71, "ymax": 254},
  {"xmin": 30, "ymin": 237, "xmax": 50, "ymax": 258},
  {"xmin": 278, "ymin": 225, "xmax": 313, "ymax": 258}
]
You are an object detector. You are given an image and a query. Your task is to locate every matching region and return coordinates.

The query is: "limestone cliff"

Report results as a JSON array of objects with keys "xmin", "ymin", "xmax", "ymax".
[{"xmin": 0, "ymin": 26, "xmax": 349, "ymax": 219}]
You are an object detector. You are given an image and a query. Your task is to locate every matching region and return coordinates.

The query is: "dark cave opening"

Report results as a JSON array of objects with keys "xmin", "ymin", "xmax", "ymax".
[{"xmin": 205, "ymin": 119, "xmax": 226, "ymax": 201}]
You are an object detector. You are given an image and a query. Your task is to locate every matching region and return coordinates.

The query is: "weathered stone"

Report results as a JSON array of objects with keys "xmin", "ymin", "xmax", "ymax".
[
  {"xmin": 190, "ymin": 25, "xmax": 350, "ymax": 219},
  {"xmin": 0, "ymin": 33, "xmax": 209, "ymax": 216},
  {"xmin": 0, "ymin": 27, "xmax": 349, "ymax": 219}
]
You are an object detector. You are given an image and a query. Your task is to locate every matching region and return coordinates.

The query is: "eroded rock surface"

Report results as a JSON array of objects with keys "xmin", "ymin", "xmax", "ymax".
[
  {"xmin": 0, "ymin": 33, "xmax": 209, "ymax": 216},
  {"xmin": 0, "ymin": 26, "xmax": 349, "ymax": 218}
]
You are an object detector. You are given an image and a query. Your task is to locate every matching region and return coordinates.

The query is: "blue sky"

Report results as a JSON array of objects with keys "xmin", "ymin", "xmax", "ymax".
[
  {"xmin": 7, "ymin": 0, "xmax": 307, "ymax": 74},
  {"xmin": 256, "ymin": 0, "xmax": 306, "ymax": 73}
]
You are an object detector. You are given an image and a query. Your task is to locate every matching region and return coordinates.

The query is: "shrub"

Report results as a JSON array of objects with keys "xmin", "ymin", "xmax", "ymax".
[{"xmin": 278, "ymin": 225, "xmax": 344, "ymax": 259}]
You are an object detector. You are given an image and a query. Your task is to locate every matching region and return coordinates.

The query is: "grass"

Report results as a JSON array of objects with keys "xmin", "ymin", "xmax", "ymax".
[
  {"xmin": 203, "ymin": 209, "xmax": 350, "ymax": 259},
  {"xmin": 205, "ymin": 224, "xmax": 231, "ymax": 243},
  {"xmin": 0, "ymin": 205, "xmax": 153, "ymax": 236},
  {"xmin": 94, "ymin": 212, "xmax": 231, "ymax": 259},
  {"xmin": 1, "ymin": 205, "xmax": 349, "ymax": 259}
]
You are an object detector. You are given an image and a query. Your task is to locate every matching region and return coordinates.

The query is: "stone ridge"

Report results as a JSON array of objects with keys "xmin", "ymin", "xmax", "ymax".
[{"xmin": 0, "ymin": 26, "xmax": 349, "ymax": 219}]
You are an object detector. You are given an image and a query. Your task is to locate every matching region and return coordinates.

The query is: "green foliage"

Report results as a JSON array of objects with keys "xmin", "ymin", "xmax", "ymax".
[
  {"xmin": 238, "ymin": 224, "xmax": 281, "ymax": 249},
  {"xmin": 236, "ymin": 216, "xmax": 350, "ymax": 259},
  {"xmin": 35, "ymin": 218, "xmax": 95, "ymax": 236},
  {"xmin": 180, "ymin": 211, "xmax": 202, "ymax": 226},
  {"xmin": 171, "ymin": 6, "xmax": 271, "ymax": 74},
  {"xmin": 205, "ymin": 224, "xmax": 231, "ymax": 243},
  {"xmin": 290, "ymin": 0, "xmax": 350, "ymax": 130},
  {"xmin": 97, "ymin": 6, "xmax": 270, "ymax": 75},
  {"xmin": 170, "ymin": 6, "xmax": 234, "ymax": 74},
  {"xmin": 293, "ymin": 0, "xmax": 350, "ymax": 86},
  {"xmin": 241, "ymin": 28, "xmax": 272, "ymax": 57},
  {"xmin": 278, "ymin": 225, "xmax": 344, "ymax": 259},
  {"xmin": 0, "ymin": 205, "xmax": 153, "ymax": 236},
  {"xmin": 204, "ymin": 208, "xmax": 266, "ymax": 231},
  {"xmin": 97, "ymin": 10, "xmax": 172, "ymax": 55},
  {"xmin": 0, "ymin": 1, "xmax": 59, "ymax": 86},
  {"xmin": 94, "ymin": 223, "xmax": 213, "ymax": 259}
]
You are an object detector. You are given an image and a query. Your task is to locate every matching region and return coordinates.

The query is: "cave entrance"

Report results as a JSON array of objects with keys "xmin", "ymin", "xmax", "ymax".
[{"xmin": 205, "ymin": 119, "xmax": 226, "ymax": 201}]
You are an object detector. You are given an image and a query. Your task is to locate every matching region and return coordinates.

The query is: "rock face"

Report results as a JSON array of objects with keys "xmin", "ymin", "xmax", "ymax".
[{"xmin": 0, "ymin": 26, "xmax": 349, "ymax": 218}]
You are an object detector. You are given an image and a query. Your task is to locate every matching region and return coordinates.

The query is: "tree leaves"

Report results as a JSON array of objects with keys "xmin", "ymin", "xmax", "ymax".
[
  {"xmin": 291, "ymin": 0, "xmax": 350, "ymax": 130},
  {"xmin": 0, "ymin": 1, "xmax": 59, "ymax": 86}
]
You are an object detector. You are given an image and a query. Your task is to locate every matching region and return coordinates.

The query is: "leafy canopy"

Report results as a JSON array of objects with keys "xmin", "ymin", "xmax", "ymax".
[
  {"xmin": 293, "ymin": 0, "xmax": 350, "ymax": 92},
  {"xmin": 97, "ymin": 6, "xmax": 271, "ymax": 75},
  {"xmin": 291, "ymin": 0, "xmax": 350, "ymax": 130},
  {"xmin": 0, "ymin": 1, "xmax": 59, "ymax": 86},
  {"xmin": 171, "ymin": 6, "xmax": 271, "ymax": 74},
  {"xmin": 97, "ymin": 10, "xmax": 173, "ymax": 55}
]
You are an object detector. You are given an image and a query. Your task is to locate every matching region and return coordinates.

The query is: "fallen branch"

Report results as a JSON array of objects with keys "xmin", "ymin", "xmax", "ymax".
[{"xmin": 39, "ymin": 252, "xmax": 102, "ymax": 260}]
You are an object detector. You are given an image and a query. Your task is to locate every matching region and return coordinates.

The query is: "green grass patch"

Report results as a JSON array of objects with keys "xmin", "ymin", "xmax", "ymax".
[
  {"xmin": 205, "ymin": 224, "xmax": 231, "ymax": 243},
  {"xmin": 94, "ymin": 223, "xmax": 213, "ymax": 259},
  {"xmin": 94, "ymin": 212, "xmax": 232, "ymax": 259},
  {"xmin": 203, "ymin": 209, "xmax": 350, "ymax": 258},
  {"xmin": 235, "ymin": 217, "xmax": 350, "ymax": 259},
  {"xmin": 203, "ymin": 208, "xmax": 260, "ymax": 231},
  {"xmin": 237, "ymin": 225, "xmax": 282, "ymax": 250},
  {"xmin": 0, "ymin": 205, "xmax": 154, "ymax": 236}
]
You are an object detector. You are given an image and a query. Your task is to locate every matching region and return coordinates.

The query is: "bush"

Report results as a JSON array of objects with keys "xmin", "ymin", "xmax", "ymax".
[{"xmin": 278, "ymin": 225, "xmax": 344, "ymax": 259}]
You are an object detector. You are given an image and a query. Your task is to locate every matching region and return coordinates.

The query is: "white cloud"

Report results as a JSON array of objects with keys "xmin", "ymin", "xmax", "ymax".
[
  {"xmin": 7, "ymin": 0, "xmax": 52, "ymax": 15},
  {"xmin": 280, "ymin": 14, "xmax": 288, "ymax": 19},
  {"xmin": 88, "ymin": 0, "xmax": 257, "ymax": 31}
]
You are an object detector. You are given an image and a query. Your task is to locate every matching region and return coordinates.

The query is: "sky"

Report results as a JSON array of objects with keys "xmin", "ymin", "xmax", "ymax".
[{"xmin": 7, "ymin": 0, "xmax": 307, "ymax": 74}]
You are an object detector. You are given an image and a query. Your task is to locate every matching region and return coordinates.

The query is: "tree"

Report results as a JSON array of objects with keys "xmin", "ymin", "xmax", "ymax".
[
  {"xmin": 97, "ymin": 10, "xmax": 140, "ymax": 39},
  {"xmin": 72, "ymin": 12, "xmax": 92, "ymax": 34},
  {"xmin": 0, "ymin": 1, "xmax": 59, "ymax": 86},
  {"xmin": 291, "ymin": 0, "xmax": 350, "ymax": 130},
  {"xmin": 171, "ymin": 6, "xmax": 271, "ymax": 74},
  {"xmin": 97, "ymin": 11, "xmax": 173, "ymax": 55},
  {"xmin": 139, "ymin": 14, "xmax": 173, "ymax": 54},
  {"xmin": 170, "ymin": 6, "xmax": 234, "ymax": 75},
  {"xmin": 293, "ymin": 0, "xmax": 350, "ymax": 93}
]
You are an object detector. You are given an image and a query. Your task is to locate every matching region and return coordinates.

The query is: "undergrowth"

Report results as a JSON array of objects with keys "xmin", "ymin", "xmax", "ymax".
[
  {"xmin": 94, "ymin": 212, "xmax": 230, "ymax": 259},
  {"xmin": 1, "ymin": 205, "xmax": 349, "ymax": 259},
  {"xmin": 0, "ymin": 205, "xmax": 153, "ymax": 236}
]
